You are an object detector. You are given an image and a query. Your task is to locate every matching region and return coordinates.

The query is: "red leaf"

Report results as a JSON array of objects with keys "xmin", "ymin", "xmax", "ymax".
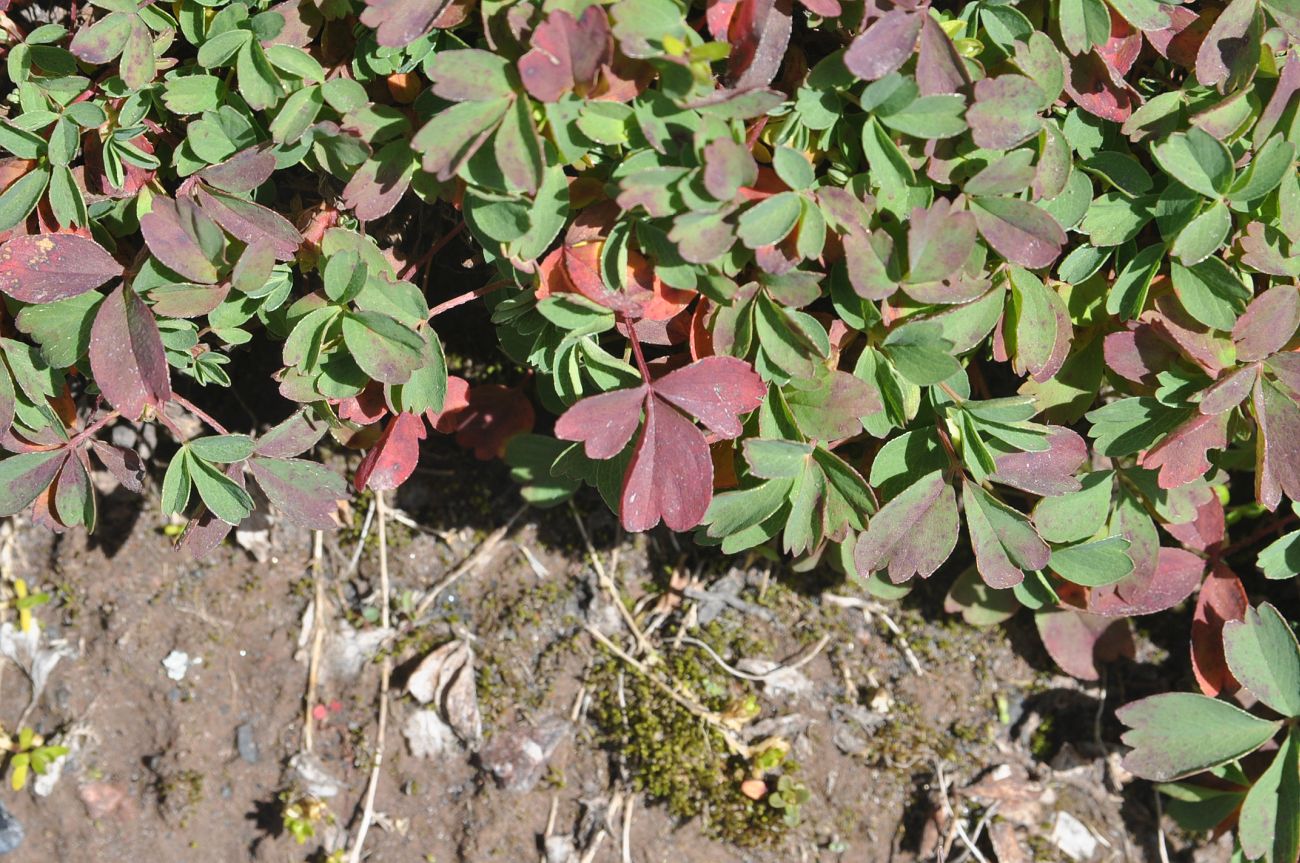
[
  {"xmin": 1036, "ymin": 608, "xmax": 1136, "ymax": 681},
  {"xmin": 844, "ymin": 10, "xmax": 922, "ymax": 82},
  {"xmin": 1098, "ymin": 8, "xmax": 1141, "ymax": 76},
  {"xmin": 1164, "ymin": 492, "xmax": 1226, "ymax": 551},
  {"xmin": 195, "ymin": 187, "xmax": 302, "ymax": 261},
  {"xmin": 554, "ymin": 385, "xmax": 648, "ymax": 458},
  {"xmin": 1145, "ymin": 5, "xmax": 1209, "ymax": 68},
  {"xmin": 1191, "ymin": 565, "xmax": 1247, "ymax": 697},
  {"xmin": 338, "ymin": 382, "xmax": 390, "ymax": 425},
  {"xmin": 1088, "ymin": 546, "xmax": 1204, "ymax": 616},
  {"xmin": 622, "ymin": 397, "xmax": 714, "ymax": 532},
  {"xmin": 1064, "ymin": 50, "xmax": 1141, "ymax": 121},
  {"xmin": 650, "ymin": 356, "xmax": 768, "ymax": 437},
  {"xmin": 0, "ymin": 233, "xmax": 121, "ymax": 303},
  {"xmin": 555, "ymin": 356, "xmax": 765, "ymax": 532},
  {"xmin": 360, "ymin": 0, "xmax": 451, "ymax": 47},
  {"xmin": 355, "ymin": 411, "xmax": 426, "ymax": 491},
  {"xmin": 706, "ymin": 0, "xmax": 740, "ymax": 39},
  {"xmin": 448, "ymin": 384, "xmax": 536, "ymax": 460},
  {"xmin": 517, "ymin": 6, "xmax": 612, "ymax": 102},
  {"xmin": 1139, "ymin": 411, "xmax": 1230, "ymax": 489},
  {"xmin": 88, "ymin": 284, "xmax": 171, "ymax": 421},
  {"xmin": 198, "ymin": 148, "xmax": 277, "ymax": 194},
  {"xmin": 426, "ymin": 375, "xmax": 471, "ymax": 432},
  {"xmin": 179, "ymin": 462, "xmax": 243, "ymax": 557},
  {"xmin": 89, "ymin": 440, "xmax": 145, "ymax": 493},
  {"xmin": 1253, "ymin": 374, "xmax": 1300, "ymax": 511}
]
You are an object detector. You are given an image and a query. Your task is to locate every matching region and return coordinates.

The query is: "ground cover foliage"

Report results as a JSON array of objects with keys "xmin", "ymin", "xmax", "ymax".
[{"xmin": 0, "ymin": 0, "xmax": 1298, "ymax": 854}]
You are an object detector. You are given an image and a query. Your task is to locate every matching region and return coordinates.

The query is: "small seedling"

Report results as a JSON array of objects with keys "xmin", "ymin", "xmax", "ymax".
[
  {"xmin": 0, "ymin": 726, "xmax": 68, "ymax": 792},
  {"xmin": 767, "ymin": 775, "xmax": 811, "ymax": 827},
  {"xmin": 280, "ymin": 790, "xmax": 334, "ymax": 846}
]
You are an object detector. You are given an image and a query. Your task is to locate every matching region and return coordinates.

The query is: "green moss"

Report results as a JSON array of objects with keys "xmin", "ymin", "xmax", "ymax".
[{"xmin": 586, "ymin": 626, "xmax": 800, "ymax": 847}]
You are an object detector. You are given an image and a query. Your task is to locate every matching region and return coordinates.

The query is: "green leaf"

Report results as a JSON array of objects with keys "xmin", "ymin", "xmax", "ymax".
[
  {"xmin": 1048, "ymin": 536, "xmax": 1133, "ymax": 586},
  {"xmin": 0, "ymin": 168, "xmax": 50, "ymax": 233},
  {"xmin": 1106, "ymin": 243, "xmax": 1163, "ymax": 320},
  {"xmin": 1258, "ymin": 529, "xmax": 1300, "ymax": 580},
  {"xmin": 187, "ymin": 434, "xmax": 256, "ymax": 463},
  {"xmin": 340, "ymin": 311, "xmax": 426, "ymax": 384},
  {"xmin": 188, "ymin": 455, "xmax": 254, "ymax": 525},
  {"xmin": 160, "ymin": 450, "xmax": 192, "ymax": 516},
  {"xmin": 1033, "ymin": 470, "xmax": 1113, "ymax": 543},
  {"xmin": 1238, "ymin": 728, "xmax": 1300, "ymax": 863},
  {"xmin": 738, "ymin": 192, "xmax": 802, "ymax": 248},
  {"xmin": 772, "ymin": 146, "xmax": 815, "ymax": 190},
  {"xmin": 1171, "ymin": 200, "xmax": 1231, "ymax": 265},
  {"xmin": 881, "ymin": 322, "xmax": 960, "ymax": 386},
  {"xmin": 1223, "ymin": 602, "xmax": 1300, "ymax": 717},
  {"xmin": 1170, "ymin": 257, "xmax": 1251, "ymax": 331},
  {"xmin": 962, "ymin": 481, "xmax": 1051, "ymax": 588},
  {"xmin": 1151, "ymin": 128, "xmax": 1234, "ymax": 199},
  {"xmin": 1117, "ymin": 693, "xmax": 1281, "ymax": 782}
]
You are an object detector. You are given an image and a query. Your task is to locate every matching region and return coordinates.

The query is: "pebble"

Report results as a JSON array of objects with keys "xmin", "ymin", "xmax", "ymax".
[
  {"xmin": 236, "ymin": 723, "xmax": 259, "ymax": 764},
  {"xmin": 0, "ymin": 800, "xmax": 23, "ymax": 855}
]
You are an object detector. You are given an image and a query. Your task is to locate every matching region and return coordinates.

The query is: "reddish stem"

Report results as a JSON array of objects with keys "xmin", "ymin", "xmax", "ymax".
[
  {"xmin": 1214, "ymin": 511, "xmax": 1300, "ymax": 562},
  {"xmin": 622, "ymin": 315, "xmax": 652, "ymax": 381},
  {"xmin": 399, "ymin": 221, "xmax": 465, "ymax": 281},
  {"xmin": 68, "ymin": 409, "xmax": 121, "ymax": 449},
  {"xmin": 425, "ymin": 280, "xmax": 508, "ymax": 321},
  {"xmin": 172, "ymin": 394, "xmax": 231, "ymax": 436}
]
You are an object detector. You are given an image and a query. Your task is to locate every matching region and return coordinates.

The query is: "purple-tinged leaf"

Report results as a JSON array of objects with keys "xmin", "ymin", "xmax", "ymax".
[
  {"xmin": 53, "ymin": 449, "xmax": 95, "ymax": 530},
  {"xmin": 1007, "ymin": 266, "xmax": 1071, "ymax": 382},
  {"xmin": 1139, "ymin": 412, "xmax": 1229, "ymax": 489},
  {"xmin": 854, "ymin": 471, "xmax": 958, "ymax": 583},
  {"xmin": 1200, "ymin": 364, "xmax": 1259, "ymax": 415},
  {"xmin": 915, "ymin": 15, "xmax": 970, "ymax": 95},
  {"xmin": 249, "ymin": 456, "xmax": 345, "ymax": 530},
  {"xmin": 963, "ymin": 480, "xmax": 1050, "ymax": 588},
  {"xmin": 1254, "ymin": 376, "xmax": 1300, "ymax": 511},
  {"xmin": 843, "ymin": 10, "xmax": 922, "ymax": 82},
  {"xmin": 89, "ymin": 440, "xmax": 145, "ymax": 493},
  {"xmin": 1269, "ymin": 353, "xmax": 1300, "ymax": 396},
  {"xmin": 0, "ymin": 450, "xmax": 65, "ymax": 517},
  {"xmin": 360, "ymin": 0, "xmax": 454, "ymax": 48},
  {"xmin": 1036, "ymin": 608, "xmax": 1135, "ymax": 681},
  {"xmin": 0, "ymin": 234, "xmax": 121, "ymax": 303},
  {"xmin": 907, "ymin": 199, "xmax": 976, "ymax": 284},
  {"xmin": 555, "ymin": 385, "xmax": 648, "ymax": 459},
  {"xmin": 139, "ymin": 196, "xmax": 219, "ymax": 284},
  {"xmin": 1232, "ymin": 285, "xmax": 1300, "ymax": 363},
  {"xmin": 966, "ymin": 75, "xmax": 1045, "ymax": 150},
  {"xmin": 1165, "ymin": 490, "xmax": 1226, "ymax": 551},
  {"xmin": 493, "ymin": 96, "xmax": 544, "ymax": 196},
  {"xmin": 1117, "ymin": 692, "xmax": 1281, "ymax": 782},
  {"xmin": 342, "ymin": 141, "xmax": 416, "ymax": 223},
  {"xmin": 147, "ymin": 283, "xmax": 229, "ymax": 318},
  {"xmin": 518, "ymin": 6, "xmax": 612, "ymax": 102},
  {"xmin": 427, "ymin": 49, "xmax": 514, "ymax": 101},
  {"xmin": 413, "ymin": 99, "xmax": 511, "ymax": 182},
  {"xmin": 971, "ymin": 196, "xmax": 1065, "ymax": 269},
  {"xmin": 1089, "ymin": 546, "xmax": 1204, "ymax": 616},
  {"xmin": 1255, "ymin": 51, "xmax": 1300, "ymax": 144},
  {"xmin": 88, "ymin": 284, "xmax": 171, "ymax": 421},
  {"xmin": 842, "ymin": 228, "xmax": 897, "ymax": 301},
  {"xmin": 355, "ymin": 411, "xmax": 426, "ymax": 491},
  {"xmin": 198, "ymin": 148, "xmax": 277, "ymax": 194},
  {"xmin": 990, "ymin": 427, "xmax": 1087, "ymax": 496},
  {"xmin": 69, "ymin": 11, "xmax": 132, "ymax": 64},
  {"xmin": 1104, "ymin": 323, "xmax": 1182, "ymax": 387},
  {"xmin": 254, "ymin": 410, "xmax": 329, "ymax": 459},
  {"xmin": 1195, "ymin": 0, "xmax": 1262, "ymax": 94},
  {"xmin": 702, "ymin": 137, "xmax": 758, "ymax": 201},
  {"xmin": 622, "ymin": 398, "xmax": 714, "ymax": 532},
  {"xmin": 195, "ymin": 187, "xmax": 302, "ymax": 261}
]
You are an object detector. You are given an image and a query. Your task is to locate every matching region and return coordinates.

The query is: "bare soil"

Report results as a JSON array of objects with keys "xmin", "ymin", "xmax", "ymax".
[{"xmin": 0, "ymin": 440, "xmax": 1228, "ymax": 863}]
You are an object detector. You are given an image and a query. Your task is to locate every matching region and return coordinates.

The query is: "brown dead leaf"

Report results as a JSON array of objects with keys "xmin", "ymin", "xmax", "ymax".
[
  {"xmin": 406, "ymin": 639, "xmax": 482, "ymax": 745},
  {"xmin": 989, "ymin": 820, "xmax": 1028, "ymax": 863},
  {"xmin": 961, "ymin": 764, "xmax": 1053, "ymax": 827}
]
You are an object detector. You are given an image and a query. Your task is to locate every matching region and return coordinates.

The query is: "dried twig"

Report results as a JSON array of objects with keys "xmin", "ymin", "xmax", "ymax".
[
  {"xmin": 570, "ymin": 503, "xmax": 651, "ymax": 656},
  {"xmin": 674, "ymin": 633, "xmax": 831, "ymax": 682},
  {"xmin": 348, "ymin": 492, "xmax": 393, "ymax": 863},
  {"xmin": 303, "ymin": 530, "xmax": 325, "ymax": 753},
  {"xmin": 621, "ymin": 792, "xmax": 634, "ymax": 863},
  {"xmin": 345, "ymin": 498, "xmax": 376, "ymax": 577}
]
